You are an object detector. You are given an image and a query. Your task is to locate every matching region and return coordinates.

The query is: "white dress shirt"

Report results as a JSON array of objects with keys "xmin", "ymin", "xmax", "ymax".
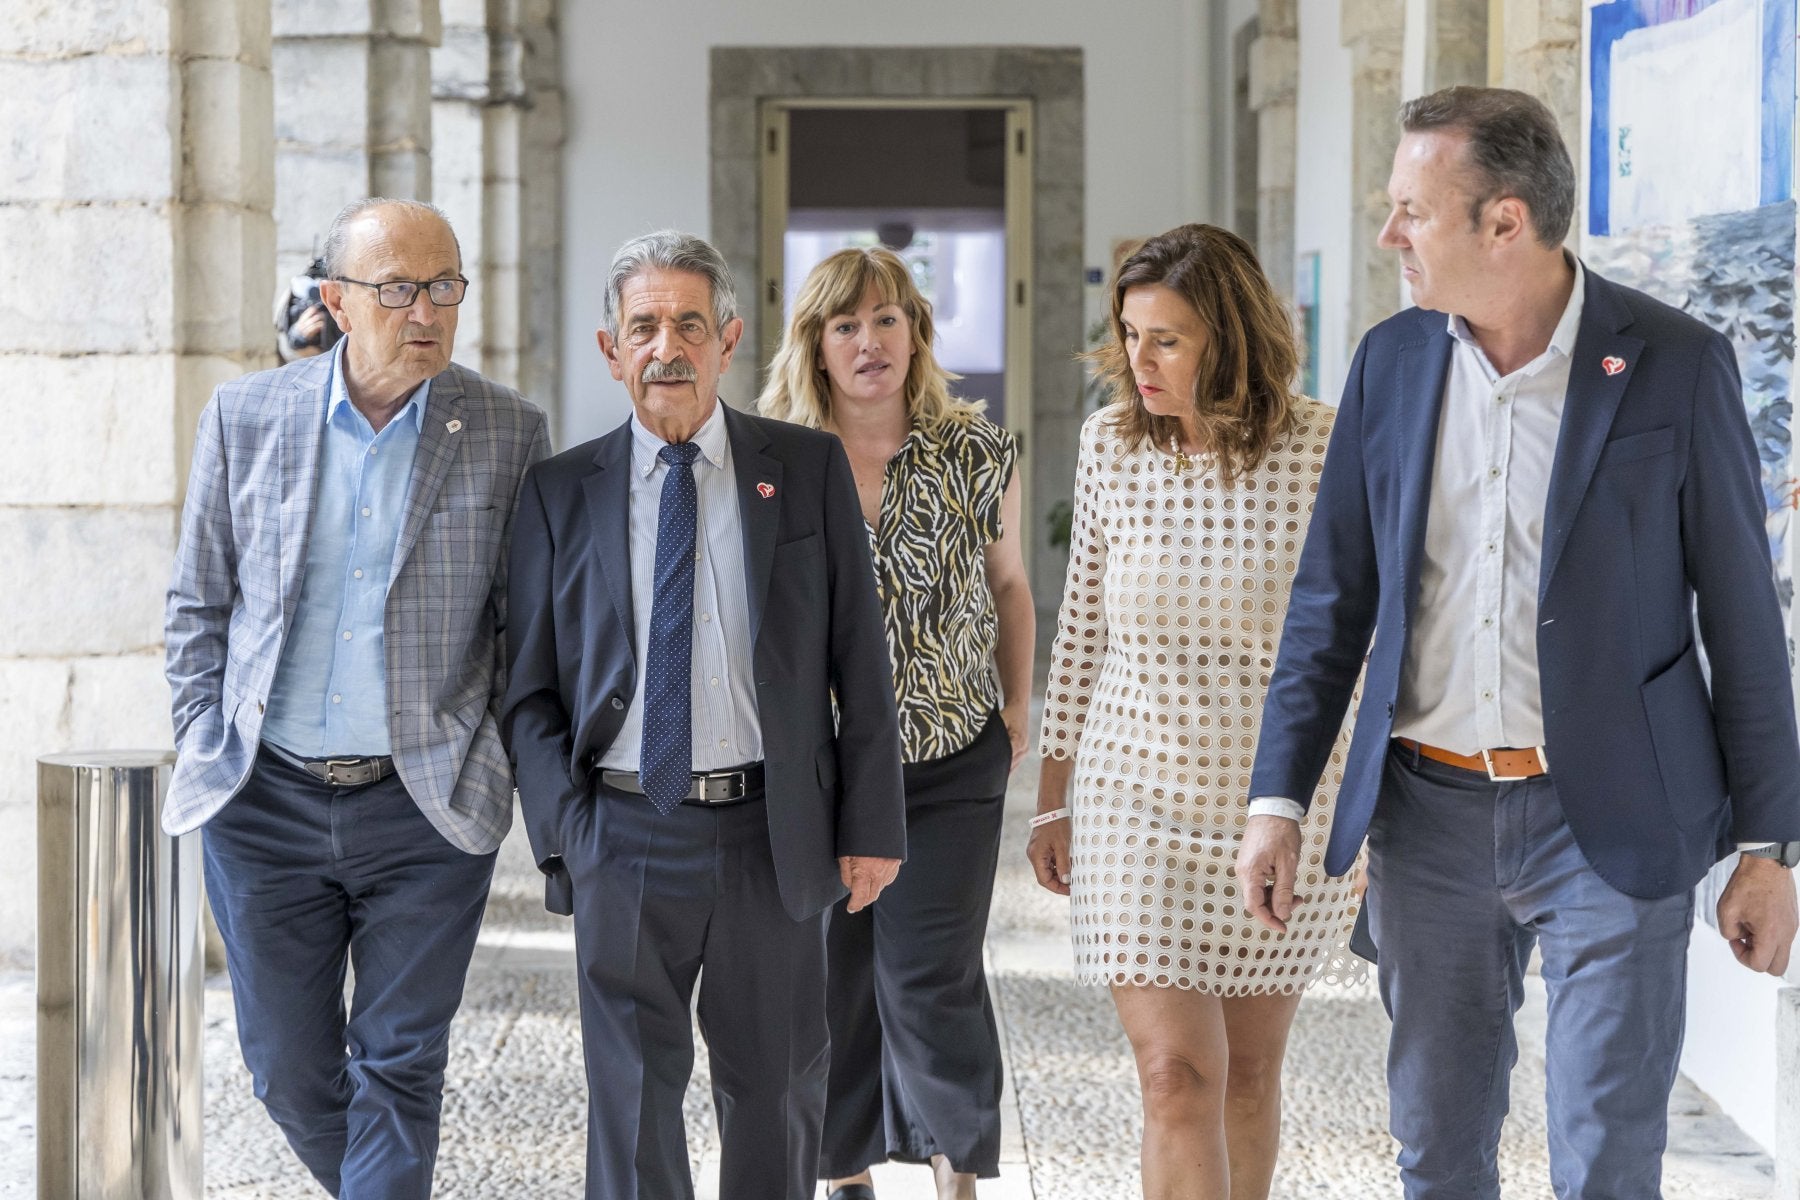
[
  {"xmin": 1393, "ymin": 262, "xmax": 1587, "ymax": 755},
  {"xmin": 1250, "ymin": 262, "xmax": 1583, "ymax": 824},
  {"xmin": 598, "ymin": 400, "xmax": 764, "ymax": 773}
]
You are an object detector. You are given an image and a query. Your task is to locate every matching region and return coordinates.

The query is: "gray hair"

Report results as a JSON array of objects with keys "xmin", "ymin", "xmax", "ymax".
[
  {"xmin": 322, "ymin": 198, "xmax": 461, "ymax": 278},
  {"xmin": 602, "ymin": 230, "xmax": 738, "ymax": 336},
  {"xmin": 1399, "ymin": 86, "xmax": 1576, "ymax": 248}
]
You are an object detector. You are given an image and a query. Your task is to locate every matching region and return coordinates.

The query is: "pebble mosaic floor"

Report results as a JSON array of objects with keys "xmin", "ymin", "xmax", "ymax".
[{"xmin": 0, "ymin": 722, "xmax": 1777, "ymax": 1198}]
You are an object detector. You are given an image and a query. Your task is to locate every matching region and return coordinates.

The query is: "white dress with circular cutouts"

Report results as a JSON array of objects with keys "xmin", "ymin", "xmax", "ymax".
[{"xmin": 1040, "ymin": 400, "xmax": 1363, "ymax": 995}]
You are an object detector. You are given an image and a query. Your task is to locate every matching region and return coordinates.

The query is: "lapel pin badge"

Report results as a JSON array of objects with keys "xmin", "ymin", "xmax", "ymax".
[
  {"xmin": 445, "ymin": 419, "xmax": 463, "ymax": 433},
  {"xmin": 1601, "ymin": 356, "xmax": 1627, "ymax": 377},
  {"xmin": 756, "ymin": 482, "xmax": 776, "ymax": 499}
]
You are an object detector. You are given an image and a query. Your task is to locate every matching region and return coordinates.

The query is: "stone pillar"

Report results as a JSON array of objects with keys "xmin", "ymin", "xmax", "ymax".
[
  {"xmin": 1342, "ymin": 0, "xmax": 1406, "ymax": 341},
  {"xmin": 517, "ymin": 0, "xmax": 565, "ymax": 425},
  {"xmin": 430, "ymin": 0, "xmax": 563, "ymax": 421},
  {"xmin": 272, "ymin": 0, "xmax": 440, "ymax": 286},
  {"xmin": 1424, "ymin": 0, "xmax": 1487, "ymax": 91},
  {"xmin": 0, "ymin": 0, "xmax": 273, "ymax": 965},
  {"xmin": 1780, "ymin": 987, "xmax": 1800, "ymax": 1199},
  {"xmin": 1250, "ymin": 0, "xmax": 1299, "ymax": 299},
  {"xmin": 433, "ymin": 0, "xmax": 517, "ymax": 385},
  {"xmin": 1496, "ymin": 0, "xmax": 1580, "ymax": 158}
]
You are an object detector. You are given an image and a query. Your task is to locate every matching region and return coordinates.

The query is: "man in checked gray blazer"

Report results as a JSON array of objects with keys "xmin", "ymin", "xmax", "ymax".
[{"xmin": 163, "ymin": 198, "xmax": 549, "ymax": 1199}]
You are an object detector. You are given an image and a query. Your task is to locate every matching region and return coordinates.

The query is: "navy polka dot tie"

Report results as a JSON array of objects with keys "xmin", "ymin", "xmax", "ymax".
[{"xmin": 640, "ymin": 441, "xmax": 701, "ymax": 815}]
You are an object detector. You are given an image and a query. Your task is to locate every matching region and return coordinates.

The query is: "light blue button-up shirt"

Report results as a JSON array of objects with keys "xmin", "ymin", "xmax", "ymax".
[
  {"xmin": 597, "ymin": 400, "xmax": 764, "ymax": 772},
  {"xmin": 262, "ymin": 343, "xmax": 430, "ymax": 757}
]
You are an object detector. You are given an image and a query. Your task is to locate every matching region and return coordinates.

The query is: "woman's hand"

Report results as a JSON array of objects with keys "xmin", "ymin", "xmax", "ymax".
[
  {"xmin": 1001, "ymin": 703, "xmax": 1029, "ymax": 772},
  {"xmin": 1028, "ymin": 754, "xmax": 1076, "ymax": 896},
  {"xmin": 1026, "ymin": 814, "xmax": 1072, "ymax": 896}
]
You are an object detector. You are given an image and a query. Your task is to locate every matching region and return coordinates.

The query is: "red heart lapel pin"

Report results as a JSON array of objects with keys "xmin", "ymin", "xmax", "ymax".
[
  {"xmin": 1601, "ymin": 356, "xmax": 1627, "ymax": 377},
  {"xmin": 756, "ymin": 482, "xmax": 775, "ymax": 499}
]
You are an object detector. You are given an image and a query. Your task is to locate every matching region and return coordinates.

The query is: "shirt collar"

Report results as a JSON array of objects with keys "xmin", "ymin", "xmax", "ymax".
[
  {"xmin": 325, "ymin": 339, "xmax": 431, "ymax": 432},
  {"xmin": 1445, "ymin": 253, "xmax": 1586, "ymax": 363},
  {"xmin": 630, "ymin": 397, "xmax": 729, "ymax": 478}
]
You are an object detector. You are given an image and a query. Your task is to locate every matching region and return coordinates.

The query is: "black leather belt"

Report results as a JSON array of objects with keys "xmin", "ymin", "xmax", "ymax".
[
  {"xmin": 266, "ymin": 744, "xmax": 395, "ymax": 787},
  {"xmin": 599, "ymin": 763, "xmax": 765, "ymax": 806}
]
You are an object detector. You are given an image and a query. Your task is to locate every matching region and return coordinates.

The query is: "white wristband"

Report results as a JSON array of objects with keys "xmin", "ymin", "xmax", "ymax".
[{"xmin": 1029, "ymin": 807, "xmax": 1069, "ymax": 829}]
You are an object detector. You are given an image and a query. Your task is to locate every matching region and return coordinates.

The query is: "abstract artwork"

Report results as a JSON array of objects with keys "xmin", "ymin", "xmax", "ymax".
[{"xmin": 1585, "ymin": 0, "xmax": 1797, "ymax": 616}]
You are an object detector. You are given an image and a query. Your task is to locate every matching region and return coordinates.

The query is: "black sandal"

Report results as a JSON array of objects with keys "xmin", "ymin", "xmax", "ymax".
[{"xmin": 826, "ymin": 1186, "xmax": 877, "ymax": 1200}]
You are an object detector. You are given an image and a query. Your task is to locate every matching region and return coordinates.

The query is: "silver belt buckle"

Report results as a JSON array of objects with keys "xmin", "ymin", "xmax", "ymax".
[
  {"xmin": 324, "ymin": 758, "xmax": 372, "ymax": 786},
  {"xmin": 1480, "ymin": 746, "xmax": 1548, "ymax": 782},
  {"xmin": 692, "ymin": 770, "xmax": 745, "ymax": 804}
]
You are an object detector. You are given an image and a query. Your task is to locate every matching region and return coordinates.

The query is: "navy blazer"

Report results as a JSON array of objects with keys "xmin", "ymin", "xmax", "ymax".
[
  {"xmin": 500, "ymin": 404, "xmax": 907, "ymax": 918},
  {"xmin": 1250, "ymin": 267, "xmax": 1800, "ymax": 899}
]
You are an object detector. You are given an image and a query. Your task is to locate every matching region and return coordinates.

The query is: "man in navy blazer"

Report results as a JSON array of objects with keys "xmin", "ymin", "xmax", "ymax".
[
  {"xmin": 1237, "ymin": 87, "xmax": 1800, "ymax": 1197},
  {"xmin": 500, "ymin": 231, "xmax": 906, "ymax": 1199}
]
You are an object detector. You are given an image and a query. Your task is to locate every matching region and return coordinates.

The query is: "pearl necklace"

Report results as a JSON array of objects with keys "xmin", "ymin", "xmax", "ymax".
[{"xmin": 1169, "ymin": 433, "xmax": 1192, "ymax": 475}]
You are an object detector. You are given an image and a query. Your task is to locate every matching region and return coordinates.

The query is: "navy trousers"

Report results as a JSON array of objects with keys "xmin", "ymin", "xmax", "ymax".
[
  {"xmin": 821, "ymin": 713, "xmax": 1009, "ymax": 1179},
  {"xmin": 1367, "ymin": 744, "xmax": 1693, "ymax": 1200},
  {"xmin": 202, "ymin": 747, "xmax": 496, "ymax": 1200},
  {"xmin": 564, "ymin": 782, "xmax": 831, "ymax": 1200}
]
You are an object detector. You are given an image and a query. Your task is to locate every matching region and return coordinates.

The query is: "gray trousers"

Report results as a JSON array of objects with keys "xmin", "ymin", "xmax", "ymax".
[
  {"xmin": 564, "ymin": 783, "xmax": 830, "ymax": 1200},
  {"xmin": 1367, "ymin": 744, "xmax": 1694, "ymax": 1200}
]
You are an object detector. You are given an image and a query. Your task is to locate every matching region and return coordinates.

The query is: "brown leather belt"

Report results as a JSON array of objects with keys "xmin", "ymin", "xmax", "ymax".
[{"xmin": 1395, "ymin": 738, "xmax": 1549, "ymax": 782}]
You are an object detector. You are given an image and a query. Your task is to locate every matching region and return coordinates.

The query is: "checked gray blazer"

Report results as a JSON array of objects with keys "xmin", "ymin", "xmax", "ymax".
[{"xmin": 163, "ymin": 352, "xmax": 551, "ymax": 853}]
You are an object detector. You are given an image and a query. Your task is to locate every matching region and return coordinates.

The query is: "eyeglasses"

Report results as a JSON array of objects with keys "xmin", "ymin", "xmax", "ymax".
[
  {"xmin": 335, "ymin": 276, "xmax": 470, "ymax": 308},
  {"xmin": 621, "ymin": 317, "xmax": 714, "ymax": 348}
]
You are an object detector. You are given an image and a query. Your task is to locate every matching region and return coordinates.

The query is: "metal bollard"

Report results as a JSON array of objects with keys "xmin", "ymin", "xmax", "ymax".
[{"xmin": 37, "ymin": 752, "xmax": 202, "ymax": 1200}]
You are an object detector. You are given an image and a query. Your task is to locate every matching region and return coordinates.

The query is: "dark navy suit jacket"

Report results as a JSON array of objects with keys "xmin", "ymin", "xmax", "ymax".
[
  {"xmin": 1250, "ymin": 267, "xmax": 1800, "ymax": 899},
  {"xmin": 500, "ymin": 403, "xmax": 907, "ymax": 918}
]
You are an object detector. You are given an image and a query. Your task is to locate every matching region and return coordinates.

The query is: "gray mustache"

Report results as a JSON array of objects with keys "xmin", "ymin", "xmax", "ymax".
[{"xmin": 641, "ymin": 359, "xmax": 697, "ymax": 383}]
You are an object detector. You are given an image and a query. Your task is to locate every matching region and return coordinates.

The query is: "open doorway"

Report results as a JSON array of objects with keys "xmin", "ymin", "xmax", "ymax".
[{"xmin": 758, "ymin": 99, "xmax": 1034, "ymax": 474}]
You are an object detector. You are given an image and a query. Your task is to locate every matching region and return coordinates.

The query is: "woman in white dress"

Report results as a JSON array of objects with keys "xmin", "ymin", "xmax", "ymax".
[{"xmin": 1027, "ymin": 224, "xmax": 1360, "ymax": 1200}]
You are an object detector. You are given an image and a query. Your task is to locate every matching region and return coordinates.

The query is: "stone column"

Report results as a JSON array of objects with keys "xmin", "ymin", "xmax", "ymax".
[
  {"xmin": 1424, "ymin": 0, "xmax": 1487, "ymax": 91},
  {"xmin": 433, "ymin": 0, "xmax": 517, "ymax": 385},
  {"xmin": 0, "ymin": 0, "xmax": 273, "ymax": 965},
  {"xmin": 1249, "ymin": 0, "xmax": 1299, "ymax": 299},
  {"xmin": 1496, "ymin": 0, "xmax": 1581, "ymax": 157},
  {"xmin": 517, "ymin": 0, "xmax": 564, "ymax": 424},
  {"xmin": 1342, "ymin": 0, "xmax": 1406, "ymax": 341},
  {"xmin": 430, "ymin": 0, "xmax": 563, "ymax": 421},
  {"xmin": 272, "ymin": 0, "xmax": 440, "ymax": 286}
]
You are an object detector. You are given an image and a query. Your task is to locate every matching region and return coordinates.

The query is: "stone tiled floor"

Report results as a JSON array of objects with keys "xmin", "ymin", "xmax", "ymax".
[{"xmin": 0, "ymin": 743, "xmax": 1777, "ymax": 1197}]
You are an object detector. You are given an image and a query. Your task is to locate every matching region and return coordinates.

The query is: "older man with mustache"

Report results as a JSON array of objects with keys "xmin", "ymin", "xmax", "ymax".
[{"xmin": 501, "ymin": 230, "xmax": 907, "ymax": 1200}]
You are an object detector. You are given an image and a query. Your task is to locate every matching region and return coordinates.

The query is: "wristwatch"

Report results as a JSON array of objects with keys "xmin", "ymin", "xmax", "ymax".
[{"xmin": 1742, "ymin": 841, "xmax": 1800, "ymax": 868}]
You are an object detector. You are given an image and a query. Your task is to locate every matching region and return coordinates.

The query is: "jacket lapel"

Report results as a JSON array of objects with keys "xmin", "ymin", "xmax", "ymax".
[
  {"xmin": 723, "ymin": 405, "xmax": 782, "ymax": 645},
  {"xmin": 1539, "ymin": 275, "xmax": 1644, "ymax": 602},
  {"xmin": 388, "ymin": 368, "xmax": 465, "ymax": 588},
  {"xmin": 1395, "ymin": 322, "xmax": 1453, "ymax": 626},
  {"xmin": 277, "ymin": 356, "xmax": 332, "ymax": 633},
  {"xmin": 582, "ymin": 422, "xmax": 636, "ymax": 641}
]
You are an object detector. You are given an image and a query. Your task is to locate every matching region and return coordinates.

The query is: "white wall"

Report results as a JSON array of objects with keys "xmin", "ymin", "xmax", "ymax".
[
  {"xmin": 559, "ymin": 0, "xmax": 1221, "ymax": 446},
  {"xmin": 1293, "ymin": 0, "xmax": 1356, "ymax": 404},
  {"xmin": 1681, "ymin": 919, "xmax": 1786, "ymax": 1153}
]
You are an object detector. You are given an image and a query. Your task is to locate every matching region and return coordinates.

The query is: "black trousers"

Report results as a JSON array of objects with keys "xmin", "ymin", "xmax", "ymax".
[
  {"xmin": 564, "ymin": 782, "xmax": 830, "ymax": 1200},
  {"xmin": 821, "ymin": 713, "xmax": 1010, "ymax": 1178}
]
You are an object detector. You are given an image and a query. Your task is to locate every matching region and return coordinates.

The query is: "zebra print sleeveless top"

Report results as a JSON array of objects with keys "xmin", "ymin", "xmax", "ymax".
[{"xmin": 869, "ymin": 413, "xmax": 1018, "ymax": 764}]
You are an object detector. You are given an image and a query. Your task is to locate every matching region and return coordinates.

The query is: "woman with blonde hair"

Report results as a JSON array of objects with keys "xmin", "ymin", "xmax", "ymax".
[
  {"xmin": 1027, "ymin": 224, "xmax": 1361, "ymax": 1199},
  {"xmin": 759, "ymin": 246, "xmax": 1034, "ymax": 1200}
]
